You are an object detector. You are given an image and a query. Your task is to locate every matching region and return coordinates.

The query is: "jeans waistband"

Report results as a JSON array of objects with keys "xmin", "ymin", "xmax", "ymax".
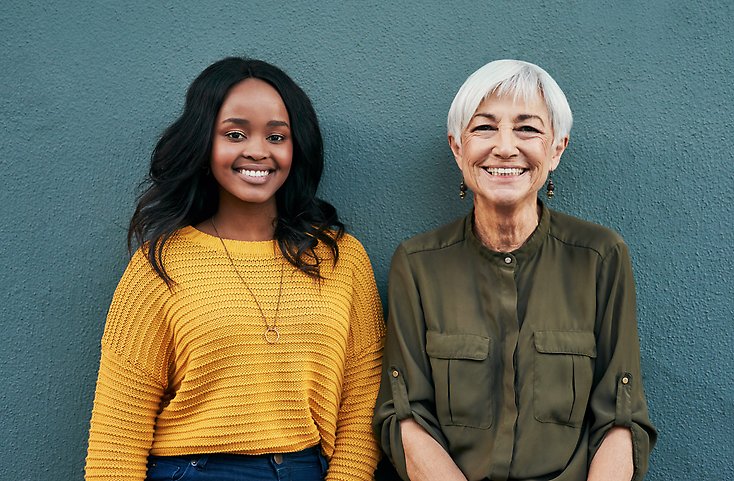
[{"xmin": 150, "ymin": 445, "xmax": 322, "ymax": 468}]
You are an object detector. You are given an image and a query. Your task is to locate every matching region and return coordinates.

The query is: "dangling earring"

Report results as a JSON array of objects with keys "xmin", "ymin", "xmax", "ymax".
[
  {"xmin": 459, "ymin": 180, "xmax": 467, "ymax": 200},
  {"xmin": 546, "ymin": 171, "xmax": 555, "ymax": 199}
]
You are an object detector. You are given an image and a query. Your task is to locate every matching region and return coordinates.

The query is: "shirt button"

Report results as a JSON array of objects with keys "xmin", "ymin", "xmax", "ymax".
[
  {"xmin": 391, "ymin": 369, "xmax": 399, "ymax": 378},
  {"xmin": 273, "ymin": 453, "xmax": 283, "ymax": 464},
  {"xmin": 504, "ymin": 256, "xmax": 512, "ymax": 264},
  {"xmin": 622, "ymin": 376, "xmax": 630, "ymax": 385}
]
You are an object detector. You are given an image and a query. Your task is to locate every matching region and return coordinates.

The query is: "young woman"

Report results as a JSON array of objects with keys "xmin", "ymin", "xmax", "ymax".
[{"xmin": 85, "ymin": 57, "xmax": 384, "ymax": 481}]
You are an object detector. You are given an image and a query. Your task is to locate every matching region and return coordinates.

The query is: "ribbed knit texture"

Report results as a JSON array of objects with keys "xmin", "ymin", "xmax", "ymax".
[{"xmin": 85, "ymin": 226, "xmax": 385, "ymax": 481}]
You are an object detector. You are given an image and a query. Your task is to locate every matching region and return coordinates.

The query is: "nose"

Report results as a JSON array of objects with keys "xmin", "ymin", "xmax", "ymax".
[
  {"xmin": 241, "ymin": 137, "xmax": 268, "ymax": 160},
  {"xmin": 493, "ymin": 127, "xmax": 518, "ymax": 158}
]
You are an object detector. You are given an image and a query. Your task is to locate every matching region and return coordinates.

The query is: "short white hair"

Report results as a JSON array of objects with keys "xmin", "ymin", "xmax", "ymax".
[{"xmin": 447, "ymin": 59, "xmax": 573, "ymax": 147}]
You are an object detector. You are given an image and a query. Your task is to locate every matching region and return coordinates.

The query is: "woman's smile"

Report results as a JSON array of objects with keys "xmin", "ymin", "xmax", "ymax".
[
  {"xmin": 482, "ymin": 167, "xmax": 527, "ymax": 176},
  {"xmin": 233, "ymin": 166, "xmax": 275, "ymax": 184}
]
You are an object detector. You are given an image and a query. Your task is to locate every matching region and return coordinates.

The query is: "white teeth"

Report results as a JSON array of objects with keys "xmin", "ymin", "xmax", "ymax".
[
  {"xmin": 237, "ymin": 169, "xmax": 270, "ymax": 177},
  {"xmin": 485, "ymin": 167, "xmax": 524, "ymax": 176}
]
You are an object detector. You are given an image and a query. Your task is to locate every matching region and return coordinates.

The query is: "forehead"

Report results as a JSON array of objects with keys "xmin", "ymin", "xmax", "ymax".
[
  {"xmin": 474, "ymin": 90, "xmax": 550, "ymax": 119},
  {"xmin": 218, "ymin": 78, "xmax": 289, "ymax": 118}
]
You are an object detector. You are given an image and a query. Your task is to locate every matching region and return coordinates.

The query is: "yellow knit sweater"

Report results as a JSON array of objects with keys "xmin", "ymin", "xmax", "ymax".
[{"xmin": 85, "ymin": 226, "xmax": 385, "ymax": 481}]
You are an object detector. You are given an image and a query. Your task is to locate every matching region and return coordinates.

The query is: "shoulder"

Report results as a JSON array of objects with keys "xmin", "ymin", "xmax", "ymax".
[
  {"xmin": 333, "ymin": 233, "xmax": 375, "ymax": 271},
  {"xmin": 115, "ymin": 247, "xmax": 169, "ymax": 294},
  {"xmin": 135, "ymin": 227, "xmax": 202, "ymax": 262},
  {"xmin": 336, "ymin": 232, "xmax": 368, "ymax": 255},
  {"xmin": 398, "ymin": 215, "xmax": 467, "ymax": 256},
  {"xmin": 548, "ymin": 209, "xmax": 627, "ymax": 259},
  {"xmin": 314, "ymin": 232, "xmax": 375, "ymax": 281},
  {"xmin": 121, "ymin": 227, "xmax": 196, "ymax": 287},
  {"xmin": 104, "ymin": 248, "xmax": 171, "ymax": 343}
]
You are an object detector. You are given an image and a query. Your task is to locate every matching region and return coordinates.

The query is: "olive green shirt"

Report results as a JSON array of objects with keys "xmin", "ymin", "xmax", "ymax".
[{"xmin": 373, "ymin": 204, "xmax": 656, "ymax": 481}]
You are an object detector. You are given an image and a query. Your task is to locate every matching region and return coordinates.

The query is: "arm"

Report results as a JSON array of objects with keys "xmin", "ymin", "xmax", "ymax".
[
  {"xmin": 587, "ymin": 426, "xmax": 634, "ymax": 481},
  {"xmin": 400, "ymin": 419, "xmax": 467, "ymax": 481},
  {"xmin": 373, "ymin": 246, "xmax": 458, "ymax": 481},
  {"xmin": 588, "ymin": 242, "xmax": 657, "ymax": 481},
  {"xmin": 85, "ymin": 350, "xmax": 165, "ymax": 480},
  {"xmin": 85, "ymin": 251, "xmax": 171, "ymax": 481},
  {"xmin": 326, "ymin": 243, "xmax": 385, "ymax": 481}
]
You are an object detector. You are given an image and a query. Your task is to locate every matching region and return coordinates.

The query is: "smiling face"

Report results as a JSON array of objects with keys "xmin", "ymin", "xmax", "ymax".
[
  {"xmin": 450, "ymin": 91, "xmax": 568, "ymax": 212},
  {"xmin": 210, "ymin": 78, "xmax": 293, "ymax": 216}
]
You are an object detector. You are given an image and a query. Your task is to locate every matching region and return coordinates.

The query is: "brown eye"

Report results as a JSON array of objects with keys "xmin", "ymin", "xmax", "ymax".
[
  {"xmin": 226, "ymin": 131, "xmax": 246, "ymax": 140},
  {"xmin": 267, "ymin": 134, "xmax": 286, "ymax": 143}
]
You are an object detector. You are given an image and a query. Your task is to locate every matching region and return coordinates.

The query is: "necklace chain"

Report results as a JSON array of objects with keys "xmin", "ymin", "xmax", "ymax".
[{"xmin": 210, "ymin": 219, "xmax": 283, "ymax": 344}]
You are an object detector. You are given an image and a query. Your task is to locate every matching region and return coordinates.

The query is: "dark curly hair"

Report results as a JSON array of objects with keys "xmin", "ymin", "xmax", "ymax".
[{"xmin": 128, "ymin": 57, "xmax": 343, "ymax": 284}]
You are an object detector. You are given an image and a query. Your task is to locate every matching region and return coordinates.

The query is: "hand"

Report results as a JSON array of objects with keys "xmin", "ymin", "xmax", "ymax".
[{"xmin": 400, "ymin": 419, "xmax": 468, "ymax": 481}]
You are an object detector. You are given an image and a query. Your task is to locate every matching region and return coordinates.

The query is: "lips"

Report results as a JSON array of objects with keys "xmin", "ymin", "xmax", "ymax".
[{"xmin": 483, "ymin": 167, "xmax": 527, "ymax": 176}]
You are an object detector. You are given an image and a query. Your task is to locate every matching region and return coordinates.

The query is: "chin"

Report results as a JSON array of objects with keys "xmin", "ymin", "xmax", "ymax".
[{"xmin": 478, "ymin": 193, "xmax": 537, "ymax": 210}]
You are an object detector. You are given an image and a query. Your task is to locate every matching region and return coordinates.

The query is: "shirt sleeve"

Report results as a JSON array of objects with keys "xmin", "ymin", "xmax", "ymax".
[
  {"xmin": 589, "ymin": 241, "xmax": 657, "ymax": 480},
  {"xmin": 373, "ymin": 245, "xmax": 448, "ymax": 481},
  {"xmin": 85, "ymin": 250, "xmax": 173, "ymax": 481},
  {"xmin": 326, "ymin": 242, "xmax": 386, "ymax": 481}
]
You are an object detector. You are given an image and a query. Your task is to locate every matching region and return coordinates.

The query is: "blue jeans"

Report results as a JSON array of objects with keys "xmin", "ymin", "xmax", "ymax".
[{"xmin": 146, "ymin": 446, "xmax": 328, "ymax": 481}]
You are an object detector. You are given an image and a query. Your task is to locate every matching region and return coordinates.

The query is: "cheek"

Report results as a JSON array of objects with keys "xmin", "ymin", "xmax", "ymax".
[
  {"xmin": 277, "ymin": 145, "xmax": 294, "ymax": 168},
  {"xmin": 461, "ymin": 139, "xmax": 489, "ymax": 164},
  {"xmin": 527, "ymin": 139, "xmax": 553, "ymax": 164},
  {"xmin": 210, "ymin": 141, "xmax": 231, "ymax": 164}
]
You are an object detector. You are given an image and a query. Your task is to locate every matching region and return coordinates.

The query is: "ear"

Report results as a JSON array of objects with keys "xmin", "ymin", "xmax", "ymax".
[
  {"xmin": 448, "ymin": 134, "xmax": 463, "ymax": 171},
  {"xmin": 550, "ymin": 136, "xmax": 569, "ymax": 171}
]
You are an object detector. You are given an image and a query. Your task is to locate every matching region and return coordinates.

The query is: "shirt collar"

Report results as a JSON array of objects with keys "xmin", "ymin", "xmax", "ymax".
[{"xmin": 464, "ymin": 200, "xmax": 551, "ymax": 266}]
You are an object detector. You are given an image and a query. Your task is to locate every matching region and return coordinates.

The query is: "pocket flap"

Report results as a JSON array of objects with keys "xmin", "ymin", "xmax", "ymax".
[
  {"xmin": 426, "ymin": 331, "xmax": 490, "ymax": 360},
  {"xmin": 534, "ymin": 331, "xmax": 597, "ymax": 357}
]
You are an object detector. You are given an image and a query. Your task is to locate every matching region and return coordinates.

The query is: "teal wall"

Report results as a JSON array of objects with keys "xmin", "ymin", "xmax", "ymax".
[{"xmin": 1, "ymin": 1, "xmax": 732, "ymax": 479}]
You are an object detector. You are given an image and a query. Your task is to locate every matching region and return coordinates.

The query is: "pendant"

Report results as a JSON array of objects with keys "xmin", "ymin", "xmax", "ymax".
[{"xmin": 264, "ymin": 326, "xmax": 280, "ymax": 344}]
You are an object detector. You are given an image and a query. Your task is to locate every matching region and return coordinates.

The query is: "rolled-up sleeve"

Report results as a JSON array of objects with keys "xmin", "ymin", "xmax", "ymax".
[
  {"xmin": 373, "ymin": 245, "xmax": 447, "ymax": 480},
  {"xmin": 589, "ymin": 242, "xmax": 657, "ymax": 480}
]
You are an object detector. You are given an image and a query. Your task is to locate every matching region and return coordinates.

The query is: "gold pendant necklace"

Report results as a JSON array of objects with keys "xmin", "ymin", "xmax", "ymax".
[{"xmin": 210, "ymin": 219, "xmax": 283, "ymax": 344}]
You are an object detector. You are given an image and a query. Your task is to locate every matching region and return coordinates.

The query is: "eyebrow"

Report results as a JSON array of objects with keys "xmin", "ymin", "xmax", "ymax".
[
  {"xmin": 472, "ymin": 113, "xmax": 545, "ymax": 126},
  {"xmin": 221, "ymin": 118, "xmax": 290, "ymax": 128},
  {"xmin": 516, "ymin": 114, "xmax": 545, "ymax": 125}
]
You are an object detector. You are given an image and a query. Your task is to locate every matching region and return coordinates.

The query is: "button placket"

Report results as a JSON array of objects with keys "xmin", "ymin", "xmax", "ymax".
[{"xmin": 501, "ymin": 254, "xmax": 516, "ymax": 266}]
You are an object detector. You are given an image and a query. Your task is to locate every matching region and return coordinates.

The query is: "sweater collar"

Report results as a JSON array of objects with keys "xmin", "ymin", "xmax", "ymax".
[
  {"xmin": 464, "ymin": 200, "xmax": 550, "ymax": 266},
  {"xmin": 178, "ymin": 225, "xmax": 281, "ymax": 258}
]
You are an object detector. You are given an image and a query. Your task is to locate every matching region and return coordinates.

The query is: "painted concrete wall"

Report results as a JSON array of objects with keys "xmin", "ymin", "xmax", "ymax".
[{"xmin": 1, "ymin": 1, "xmax": 731, "ymax": 479}]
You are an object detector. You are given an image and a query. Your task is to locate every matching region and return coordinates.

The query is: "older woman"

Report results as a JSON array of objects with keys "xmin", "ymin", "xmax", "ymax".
[{"xmin": 373, "ymin": 60, "xmax": 656, "ymax": 481}]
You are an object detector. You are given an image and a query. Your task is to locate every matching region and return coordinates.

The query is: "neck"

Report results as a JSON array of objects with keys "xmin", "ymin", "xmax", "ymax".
[
  {"xmin": 203, "ymin": 196, "xmax": 278, "ymax": 241},
  {"xmin": 473, "ymin": 198, "xmax": 540, "ymax": 252}
]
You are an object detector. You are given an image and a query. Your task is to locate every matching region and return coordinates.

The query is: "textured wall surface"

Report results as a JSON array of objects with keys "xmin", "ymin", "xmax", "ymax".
[{"xmin": 1, "ymin": 1, "xmax": 732, "ymax": 479}]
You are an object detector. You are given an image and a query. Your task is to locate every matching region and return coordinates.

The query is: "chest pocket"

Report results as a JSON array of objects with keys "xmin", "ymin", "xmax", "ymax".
[
  {"xmin": 426, "ymin": 331, "xmax": 493, "ymax": 429},
  {"xmin": 533, "ymin": 330, "xmax": 597, "ymax": 427}
]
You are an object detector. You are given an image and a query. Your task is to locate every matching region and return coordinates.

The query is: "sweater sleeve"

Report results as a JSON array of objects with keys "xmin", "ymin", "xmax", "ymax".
[
  {"xmin": 588, "ymin": 242, "xmax": 657, "ymax": 480},
  {"xmin": 85, "ymin": 250, "xmax": 174, "ymax": 481},
  {"xmin": 326, "ymin": 240, "xmax": 385, "ymax": 481}
]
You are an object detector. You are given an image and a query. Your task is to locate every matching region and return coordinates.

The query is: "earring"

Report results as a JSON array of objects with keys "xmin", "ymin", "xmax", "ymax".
[
  {"xmin": 546, "ymin": 171, "xmax": 555, "ymax": 199},
  {"xmin": 459, "ymin": 180, "xmax": 467, "ymax": 200}
]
